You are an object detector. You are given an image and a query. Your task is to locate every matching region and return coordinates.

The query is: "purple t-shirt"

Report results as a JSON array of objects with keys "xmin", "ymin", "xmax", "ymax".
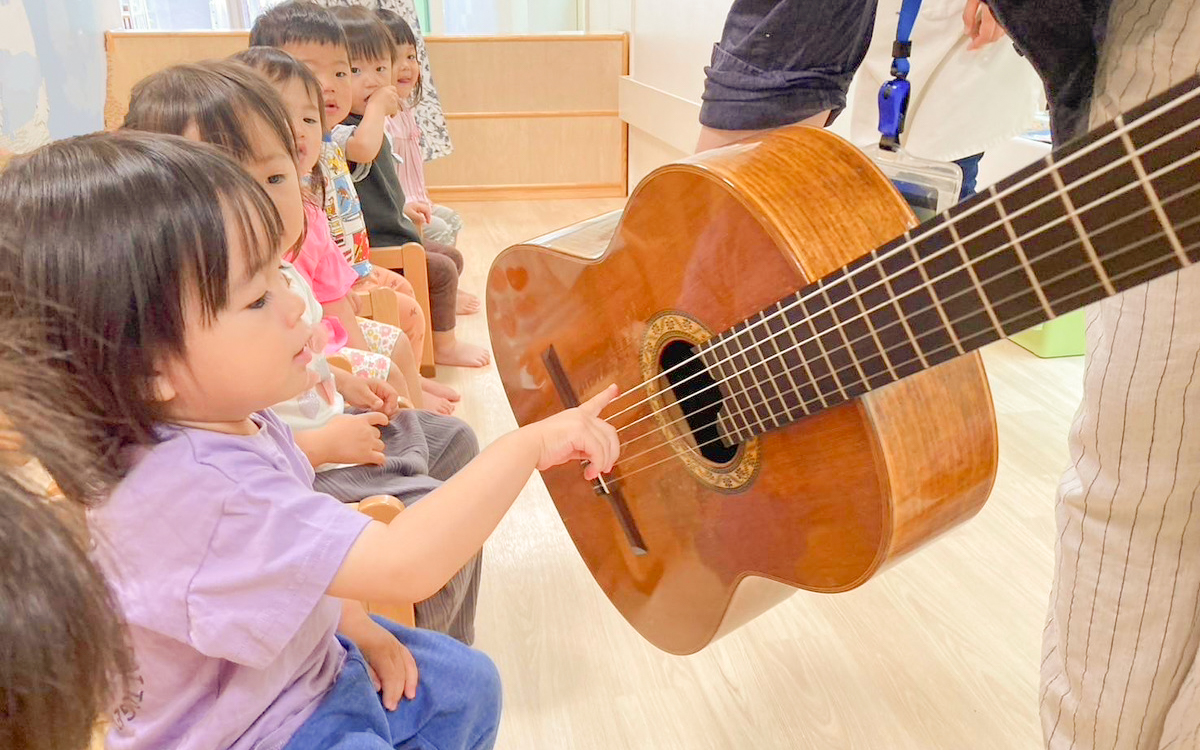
[{"xmin": 89, "ymin": 410, "xmax": 371, "ymax": 750}]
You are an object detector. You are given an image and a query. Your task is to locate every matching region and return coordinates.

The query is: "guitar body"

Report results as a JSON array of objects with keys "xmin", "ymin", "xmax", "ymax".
[{"xmin": 487, "ymin": 125, "xmax": 998, "ymax": 655}]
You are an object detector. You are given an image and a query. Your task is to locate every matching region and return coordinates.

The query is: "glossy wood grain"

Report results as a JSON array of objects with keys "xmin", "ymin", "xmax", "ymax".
[{"xmin": 486, "ymin": 125, "xmax": 998, "ymax": 654}]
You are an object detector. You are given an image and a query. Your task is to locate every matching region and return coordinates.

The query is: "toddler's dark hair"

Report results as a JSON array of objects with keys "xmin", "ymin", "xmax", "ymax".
[
  {"xmin": 376, "ymin": 8, "xmax": 424, "ymax": 104},
  {"xmin": 0, "ymin": 132, "xmax": 283, "ymax": 483},
  {"xmin": 0, "ymin": 471, "xmax": 132, "ymax": 750},
  {"xmin": 330, "ymin": 5, "xmax": 395, "ymax": 64},
  {"xmin": 0, "ymin": 300, "xmax": 133, "ymax": 750},
  {"xmin": 249, "ymin": 0, "xmax": 348, "ymax": 55},
  {"xmin": 124, "ymin": 60, "xmax": 298, "ymax": 171}
]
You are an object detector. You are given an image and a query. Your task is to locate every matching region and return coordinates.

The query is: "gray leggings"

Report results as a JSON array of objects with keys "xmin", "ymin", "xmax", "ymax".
[{"xmin": 314, "ymin": 410, "xmax": 481, "ymax": 645}]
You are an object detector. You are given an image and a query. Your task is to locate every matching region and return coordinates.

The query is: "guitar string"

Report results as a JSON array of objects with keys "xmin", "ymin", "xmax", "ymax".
[
  {"xmin": 605, "ymin": 233, "xmax": 1200, "ymax": 483},
  {"xmin": 613, "ymin": 214, "xmax": 1200, "ymax": 468},
  {"xmin": 604, "ymin": 108, "xmax": 1200, "ymax": 425},
  {"xmin": 614, "ymin": 183, "xmax": 1195, "ymax": 451},
  {"xmin": 608, "ymin": 145, "xmax": 1200, "ymax": 446},
  {"xmin": 598, "ymin": 81, "xmax": 1200, "ymax": 423},
  {"xmin": 612, "ymin": 172, "xmax": 1200, "ymax": 446}
]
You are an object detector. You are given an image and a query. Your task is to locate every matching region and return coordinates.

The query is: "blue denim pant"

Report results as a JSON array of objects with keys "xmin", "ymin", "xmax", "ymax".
[{"xmin": 283, "ymin": 617, "xmax": 501, "ymax": 750}]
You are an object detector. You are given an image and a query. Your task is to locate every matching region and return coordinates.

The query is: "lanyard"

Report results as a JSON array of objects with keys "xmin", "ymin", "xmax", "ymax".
[{"xmin": 877, "ymin": 0, "xmax": 922, "ymax": 151}]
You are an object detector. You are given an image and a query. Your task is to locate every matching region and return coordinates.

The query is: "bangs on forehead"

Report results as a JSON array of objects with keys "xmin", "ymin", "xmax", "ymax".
[
  {"xmin": 217, "ymin": 178, "xmax": 284, "ymax": 299},
  {"xmin": 124, "ymin": 61, "xmax": 298, "ymax": 166},
  {"xmin": 331, "ymin": 6, "xmax": 395, "ymax": 62}
]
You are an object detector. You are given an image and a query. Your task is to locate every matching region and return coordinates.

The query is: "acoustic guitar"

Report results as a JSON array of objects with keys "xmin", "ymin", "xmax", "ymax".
[{"xmin": 486, "ymin": 74, "xmax": 1200, "ymax": 655}]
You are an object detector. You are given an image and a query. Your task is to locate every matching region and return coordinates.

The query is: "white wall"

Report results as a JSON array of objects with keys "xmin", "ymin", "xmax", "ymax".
[{"xmin": 588, "ymin": 0, "xmax": 730, "ymax": 186}]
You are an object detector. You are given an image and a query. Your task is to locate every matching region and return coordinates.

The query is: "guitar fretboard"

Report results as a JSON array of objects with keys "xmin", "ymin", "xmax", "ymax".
[{"xmin": 700, "ymin": 73, "xmax": 1200, "ymax": 443}]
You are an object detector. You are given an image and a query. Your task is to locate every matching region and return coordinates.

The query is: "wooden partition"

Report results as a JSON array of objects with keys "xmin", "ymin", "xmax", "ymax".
[{"xmin": 104, "ymin": 30, "xmax": 628, "ymax": 200}]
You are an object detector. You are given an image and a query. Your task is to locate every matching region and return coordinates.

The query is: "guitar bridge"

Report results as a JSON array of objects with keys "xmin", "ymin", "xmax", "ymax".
[{"xmin": 542, "ymin": 345, "xmax": 648, "ymax": 556}]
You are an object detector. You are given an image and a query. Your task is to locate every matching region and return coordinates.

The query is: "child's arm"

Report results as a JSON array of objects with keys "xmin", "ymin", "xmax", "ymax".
[
  {"xmin": 329, "ymin": 386, "xmax": 620, "ymax": 604},
  {"xmin": 344, "ymin": 86, "xmax": 403, "ymax": 164},
  {"xmin": 338, "ymin": 599, "xmax": 417, "ymax": 709}
]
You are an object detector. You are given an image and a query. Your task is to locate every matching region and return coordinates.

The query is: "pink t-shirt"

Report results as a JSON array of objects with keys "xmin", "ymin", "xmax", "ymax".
[
  {"xmin": 90, "ymin": 410, "xmax": 371, "ymax": 750},
  {"xmin": 294, "ymin": 201, "xmax": 359, "ymax": 305}
]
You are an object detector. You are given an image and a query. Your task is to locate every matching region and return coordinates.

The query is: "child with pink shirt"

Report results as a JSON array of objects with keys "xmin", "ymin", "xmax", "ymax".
[
  {"xmin": 377, "ymin": 10, "xmax": 467, "ymax": 255},
  {"xmin": 234, "ymin": 45, "xmax": 461, "ymax": 414}
]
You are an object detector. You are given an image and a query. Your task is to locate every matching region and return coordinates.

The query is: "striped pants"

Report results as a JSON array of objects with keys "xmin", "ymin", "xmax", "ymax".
[{"xmin": 1040, "ymin": 2, "xmax": 1200, "ymax": 747}]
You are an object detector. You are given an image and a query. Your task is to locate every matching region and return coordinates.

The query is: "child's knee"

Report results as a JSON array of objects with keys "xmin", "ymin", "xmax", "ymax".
[{"xmin": 390, "ymin": 275, "xmax": 415, "ymax": 297}]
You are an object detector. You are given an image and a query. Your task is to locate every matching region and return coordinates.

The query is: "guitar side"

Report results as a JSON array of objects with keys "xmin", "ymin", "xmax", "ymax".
[{"xmin": 487, "ymin": 126, "xmax": 998, "ymax": 655}]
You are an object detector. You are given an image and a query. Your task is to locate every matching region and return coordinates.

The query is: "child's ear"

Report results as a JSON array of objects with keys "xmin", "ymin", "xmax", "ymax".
[
  {"xmin": 151, "ymin": 375, "xmax": 177, "ymax": 404},
  {"xmin": 149, "ymin": 370, "xmax": 178, "ymax": 404}
]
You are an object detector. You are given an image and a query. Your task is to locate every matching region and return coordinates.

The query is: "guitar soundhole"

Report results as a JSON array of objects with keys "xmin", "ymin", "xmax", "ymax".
[{"xmin": 659, "ymin": 340, "xmax": 738, "ymax": 465}]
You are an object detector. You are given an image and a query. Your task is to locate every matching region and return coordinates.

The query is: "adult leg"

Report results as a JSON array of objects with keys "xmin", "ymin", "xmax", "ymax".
[{"xmin": 1039, "ymin": 5, "xmax": 1200, "ymax": 747}]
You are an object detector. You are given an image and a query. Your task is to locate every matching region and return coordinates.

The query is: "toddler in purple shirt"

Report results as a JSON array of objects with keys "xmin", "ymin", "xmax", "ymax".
[{"xmin": 0, "ymin": 132, "xmax": 619, "ymax": 749}]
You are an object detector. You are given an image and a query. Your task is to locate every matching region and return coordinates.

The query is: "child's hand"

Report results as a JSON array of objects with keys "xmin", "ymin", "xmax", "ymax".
[
  {"xmin": 962, "ymin": 0, "xmax": 1006, "ymax": 49},
  {"xmin": 355, "ymin": 617, "xmax": 419, "ymax": 709},
  {"xmin": 527, "ymin": 385, "xmax": 620, "ymax": 479},
  {"xmin": 341, "ymin": 375, "xmax": 404, "ymax": 416},
  {"xmin": 403, "ymin": 202, "xmax": 433, "ymax": 226},
  {"xmin": 369, "ymin": 267, "xmax": 415, "ymax": 297},
  {"xmin": 324, "ymin": 412, "xmax": 389, "ymax": 465},
  {"xmin": 366, "ymin": 85, "xmax": 403, "ymax": 118}
]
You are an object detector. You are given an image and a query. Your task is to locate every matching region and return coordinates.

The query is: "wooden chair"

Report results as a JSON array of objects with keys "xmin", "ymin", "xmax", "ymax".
[
  {"xmin": 349, "ymin": 495, "xmax": 417, "ymax": 628},
  {"xmin": 372, "ymin": 242, "xmax": 437, "ymax": 378}
]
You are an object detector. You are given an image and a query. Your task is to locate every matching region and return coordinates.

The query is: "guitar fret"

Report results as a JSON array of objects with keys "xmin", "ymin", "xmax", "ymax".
[
  {"xmin": 846, "ymin": 253, "xmax": 925, "ymax": 379},
  {"xmin": 824, "ymin": 268, "xmax": 893, "ymax": 391},
  {"xmin": 751, "ymin": 310, "xmax": 802, "ymax": 422},
  {"xmin": 846, "ymin": 272, "xmax": 899, "ymax": 382},
  {"xmin": 907, "ymin": 233, "xmax": 966, "ymax": 355},
  {"xmin": 721, "ymin": 336, "xmax": 768, "ymax": 435},
  {"xmin": 991, "ymin": 185, "xmax": 1055, "ymax": 319},
  {"xmin": 1048, "ymin": 160, "xmax": 1118, "ymax": 296},
  {"xmin": 798, "ymin": 294, "xmax": 851, "ymax": 402},
  {"xmin": 818, "ymin": 279, "xmax": 870, "ymax": 391},
  {"xmin": 878, "ymin": 256, "xmax": 930, "ymax": 370},
  {"xmin": 946, "ymin": 217, "xmax": 1007, "ymax": 337},
  {"xmin": 760, "ymin": 308, "xmax": 808, "ymax": 420},
  {"xmin": 735, "ymin": 324, "xmax": 784, "ymax": 430},
  {"xmin": 715, "ymin": 339, "xmax": 754, "ymax": 439},
  {"xmin": 771, "ymin": 302, "xmax": 827, "ymax": 409},
  {"xmin": 1116, "ymin": 113, "xmax": 1191, "ymax": 268},
  {"xmin": 783, "ymin": 296, "xmax": 842, "ymax": 404}
]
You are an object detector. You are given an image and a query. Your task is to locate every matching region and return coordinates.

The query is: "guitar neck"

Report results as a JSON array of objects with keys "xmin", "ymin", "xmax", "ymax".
[{"xmin": 703, "ymin": 73, "xmax": 1200, "ymax": 442}]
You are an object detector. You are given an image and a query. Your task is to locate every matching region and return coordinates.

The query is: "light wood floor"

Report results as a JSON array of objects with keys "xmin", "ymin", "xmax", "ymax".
[{"xmin": 437, "ymin": 198, "xmax": 1083, "ymax": 750}]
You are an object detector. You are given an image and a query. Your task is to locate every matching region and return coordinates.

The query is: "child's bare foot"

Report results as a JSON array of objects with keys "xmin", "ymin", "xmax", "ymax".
[
  {"xmin": 422, "ymin": 392, "xmax": 456, "ymax": 415},
  {"xmin": 421, "ymin": 377, "xmax": 460, "ymax": 402},
  {"xmin": 433, "ymin": 336, "xmax": 491, "ymax": 368},
  {"xmin": 456, "ymin": 290, "xmax": 482, "ymax": 315}
]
